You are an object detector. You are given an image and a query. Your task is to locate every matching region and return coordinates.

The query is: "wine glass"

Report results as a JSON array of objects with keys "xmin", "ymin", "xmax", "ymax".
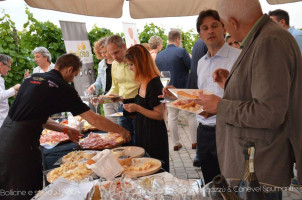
[
  {"xmin": 160, "ymin": 71, "xmax": 172, "ymax": 103},
  {"xmin": 160, "ymin": 71, "xmax": 171, "ymax": 87},
  {"xmin": 91, "ymin": 95, "xmax": 100, "ymax": 114}
]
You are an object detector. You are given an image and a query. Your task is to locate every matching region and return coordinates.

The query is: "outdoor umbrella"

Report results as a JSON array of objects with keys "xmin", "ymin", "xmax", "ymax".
[{"xmin": 24, "ymin": 0, "xmax": 302, "ymax": 19}]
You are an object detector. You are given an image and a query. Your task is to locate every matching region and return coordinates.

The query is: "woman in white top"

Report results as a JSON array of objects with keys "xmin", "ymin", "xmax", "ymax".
[
  {"xmin": 88, "ymin": 37, "xmax": 119, "ymax": 123},
  {"xmin": 148, "ymin": 35, "xmax": 163, "ymax": 61}
]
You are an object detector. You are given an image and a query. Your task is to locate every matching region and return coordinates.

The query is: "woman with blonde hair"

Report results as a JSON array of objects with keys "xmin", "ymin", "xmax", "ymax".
[
  {"xmin": 148, "ymin": 35, "xmax": 163, "ymax": 61},
  {"xmin": 88, "ymin": 37, "xmax": 118, "ymax": 123},
  {"xmin": 123, "ymin": 44, "xmax": 169, "ymax": 171}
]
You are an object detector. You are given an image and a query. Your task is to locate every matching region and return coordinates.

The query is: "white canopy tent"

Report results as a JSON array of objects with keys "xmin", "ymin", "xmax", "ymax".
[{"xmin": 24, "ymin": 0, "xmax": 302, "ymax": 19}]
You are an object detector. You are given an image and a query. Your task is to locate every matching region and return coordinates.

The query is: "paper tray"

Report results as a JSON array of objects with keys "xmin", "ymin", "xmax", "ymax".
[
  {"xmin": 168, "ymin": 88, "xmax": 212, "ymax": 99},
  {"xmin": 98, "ymin": 95, "xmax": 121, "ymax": 100},
  {"xmin": 167, "ymin": 99, "xmax": 203, "ymax": 114}
]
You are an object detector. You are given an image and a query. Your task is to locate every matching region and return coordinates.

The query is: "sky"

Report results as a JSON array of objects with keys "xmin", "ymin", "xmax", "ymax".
[{"xmin": 1, "ymin": 0, "xmax": 302, "ymax": 34}]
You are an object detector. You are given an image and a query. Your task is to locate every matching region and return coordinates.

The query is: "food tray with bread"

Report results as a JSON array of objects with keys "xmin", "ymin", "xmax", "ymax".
[
  {"xmin": 122, "ymin": 157, "xmax": 162, "ymax": 178},
  {"xmin": 168, "ymin": 88, "xmax": 199, "ymax": 99},
  {"xmin": 79, "ymin": 132, "xmax": 125, "ymax": 150},
  {"xmin": 167, "ymin": 98, "xmax": 203, "ymax": 114},
  {"xmin": 65, "ymin": 116, "xmax": 99, "ymax": 133},
  {"xmin": 82, "ymin": 120, "xmax": 99, "ymax": 132},
  {"xmin": 52, "ymin": 150, "xmax": 98, "ymax": 165},
  {"xmin": 168, "ymin": 88, "xmax": 213, "ymax": 99},
  {"xmin": 46, "ymin": 162, "xmax": 94, "ymax": 183},
  {"xmin": 112, "ymin": 146, "xmax": 145, "ymax": 158}
]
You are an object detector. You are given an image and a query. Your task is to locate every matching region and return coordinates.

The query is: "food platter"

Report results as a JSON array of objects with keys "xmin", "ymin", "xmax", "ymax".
[
  {"xmin": 39, "ymin": 129, "xmax": 71, "ymax": 149},
  {"xmin": 46, "ymin": 162, "xmax": 93, "ymax": 183},
  {"xmin": 112, "ymin": 146, "xmax": 145, "ymax": 158},
  {"xmin": 122, "ymin": 157, "xmax": 162, "ymax": 178},
  {"xmin": 167, "ymin": 98, "xmax": 203, "ymax": 114},
  {"xmin": 62, "ymin": 150, "xmax": 97, "ymax": 163},
  {"xmin": 79, "ymin": 132, "xmax": 125, "ymax": 150},
  {"xmin": 82, "ymin": 120, "xmax": 99, "ymax": 132}
]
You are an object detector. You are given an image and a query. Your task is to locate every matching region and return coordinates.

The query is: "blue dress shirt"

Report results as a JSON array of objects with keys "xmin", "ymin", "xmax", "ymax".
[{"xmin": 288, "ymin": 26, "xmax": 302, "ymax": 54}]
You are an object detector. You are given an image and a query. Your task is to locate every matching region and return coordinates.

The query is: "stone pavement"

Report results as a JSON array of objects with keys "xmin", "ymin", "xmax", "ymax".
[
  {"xmin": 167, "ymin": 111, "xmax": 302, "ymax": 199},
  {"xmin": 168, "ymin": 111, "xmax": 202, "ymax": 180}
]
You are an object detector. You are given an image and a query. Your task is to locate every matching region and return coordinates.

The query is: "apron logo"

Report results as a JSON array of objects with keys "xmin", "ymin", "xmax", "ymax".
[
  {"xmin": 30, "ymin": 80, "xmax": 41, "ymax": 85},
  {"xmin": 48, "ymin": 80, "xmax": 58, "ymax": 88}
]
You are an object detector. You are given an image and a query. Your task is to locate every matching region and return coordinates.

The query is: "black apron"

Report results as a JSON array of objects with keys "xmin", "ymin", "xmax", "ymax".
[{"xmin": 0, "ymin": 116, "xmax": 45, "ymax": 200}]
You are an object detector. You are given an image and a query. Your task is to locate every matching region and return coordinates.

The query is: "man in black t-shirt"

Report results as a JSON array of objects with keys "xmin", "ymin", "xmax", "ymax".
[{"xmin": 0, "ymin": 53, "xmax": 130, "ymax": 200}]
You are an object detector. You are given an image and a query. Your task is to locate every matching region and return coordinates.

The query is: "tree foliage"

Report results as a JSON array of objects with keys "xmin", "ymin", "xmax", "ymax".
[
  {"xmin": 181, "ymin": 29, "xmax": 199, "ymax": 54},
  {"xmin": 20, "ymin": 7, "xmax": 65, "ymax": 65},
  {"xmin": 0, "ymin": 12, "xmax": 31, "ymax": 104},
  {"xmin": 139, "ymin": 23, "xmax": 168, "ymax": 50}
]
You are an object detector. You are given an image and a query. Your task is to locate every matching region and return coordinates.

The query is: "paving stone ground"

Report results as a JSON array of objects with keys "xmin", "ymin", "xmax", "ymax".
[{"xmin": 168, "ymin": 111, "xmax": 302, "ymax": 199}]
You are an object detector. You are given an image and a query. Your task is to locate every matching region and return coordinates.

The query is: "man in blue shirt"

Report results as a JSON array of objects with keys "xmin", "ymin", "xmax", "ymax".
[
  {"xmin": 156, "ymin": 30, "xmax": 191, "ymax": 88},
  {"xmin": 195, "ymin": 9, "xmax": 241, "ymax": 184},
  {"xmin": 269, "ymin": 9, "xmax": 302, "ymax": 54},
  {"xmin": 156, "ymin": 31, "xmax": 196, "ymax": 151}
]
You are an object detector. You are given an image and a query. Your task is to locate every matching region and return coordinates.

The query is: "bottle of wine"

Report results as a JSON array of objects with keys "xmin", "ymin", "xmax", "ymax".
[
  {"xmin": 237, "ymin": 142, "xmax": 265, "ymax": 200},
  {"xmin": 212, "ymin": 174, "xmax": 242, "ymax": 200}
]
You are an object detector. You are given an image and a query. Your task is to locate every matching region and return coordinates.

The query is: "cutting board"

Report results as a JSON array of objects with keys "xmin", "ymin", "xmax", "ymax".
[
  {"xmin": 113, "ymin": 146, "xmax": 145, "ymax": 158},
  {"xmin": 122, "ymin": 157, "xmax": 162, "ymax": 178}
]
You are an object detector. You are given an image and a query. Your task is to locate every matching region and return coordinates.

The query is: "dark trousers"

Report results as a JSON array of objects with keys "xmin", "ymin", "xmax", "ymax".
[
  {"xmin": 197, "ymin": 123, "xmax": 221, "ymax": 184},
  {"xmin": 117, "ymin": 104, "xmax": 136, "ymax": 145}
]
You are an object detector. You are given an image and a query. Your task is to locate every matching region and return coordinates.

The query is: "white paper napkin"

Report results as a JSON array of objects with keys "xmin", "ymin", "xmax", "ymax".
[
  {"xmin": 33, "ymin": 177, "xmax": 94, "ymax": 200},
  {"xmin": 86, "ymin": 149, "xmax": 124, "ymax": 180},
  {"xmin": 67, "ymin": 116, "xmax": 84, "ymax": 132}
]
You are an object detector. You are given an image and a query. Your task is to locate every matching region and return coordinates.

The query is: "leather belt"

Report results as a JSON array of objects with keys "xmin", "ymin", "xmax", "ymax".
[{"xmin": 199, "ymin": 123, "xmax": 216, "ymax": 131}]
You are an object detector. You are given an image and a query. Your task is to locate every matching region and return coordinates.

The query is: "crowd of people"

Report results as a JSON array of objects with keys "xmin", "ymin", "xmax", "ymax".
[{"xmin": 0, "ymin": 0, "xmax": 301, "ymax": 199}]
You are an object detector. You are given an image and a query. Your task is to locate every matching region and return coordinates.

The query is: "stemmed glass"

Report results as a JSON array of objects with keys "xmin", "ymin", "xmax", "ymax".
[
  {"xmin": 160, "ymin": 71, "xmax": 172, "ymax": 103},
  {"xmin": 160, "ymin": 71, "xmax": 171, "ymax": 87},
  {"xmin": 91, "ymin": 94, "xmax": 99, "ymax": 114}
]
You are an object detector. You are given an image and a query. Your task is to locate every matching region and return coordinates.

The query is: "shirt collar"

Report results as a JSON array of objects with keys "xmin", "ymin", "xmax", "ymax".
[
  {"xmin": 240, "ymin": 15, "xmax": 265, "ymax": 49},
  {"xmin": 288, "ymin": 26, "xmax": 295, "ymax": 34},
  {"xmin": 205, "ymin": 42, "xmax": 229, "ymax": 60},
  {"xmin": 113, "ymin": 61, "xmax": 128, "ymax": 68}
]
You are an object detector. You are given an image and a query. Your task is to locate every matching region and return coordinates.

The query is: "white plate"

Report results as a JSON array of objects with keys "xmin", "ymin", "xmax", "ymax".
[
  {"xmin": 168, "ymin": 88, "xmax": 212, "ymax": 99},
  {"xmin": 98, "ymin": 95, "xmax": 121, "ymax": 100}
]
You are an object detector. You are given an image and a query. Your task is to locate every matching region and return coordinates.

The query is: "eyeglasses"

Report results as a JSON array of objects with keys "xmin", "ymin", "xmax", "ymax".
[{"xmin": 1, "ymin": 62, "xmax": 11, "ymax": 69}]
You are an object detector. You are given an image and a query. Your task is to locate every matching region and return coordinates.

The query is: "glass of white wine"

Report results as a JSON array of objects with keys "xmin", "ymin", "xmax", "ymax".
[
  {"xmin": 160, "ymin": 71, "xmax": 172, "ymax": 103},
  {"xmin": 160, "ymin": 71, "xmax": 171, "ymax": 87}
]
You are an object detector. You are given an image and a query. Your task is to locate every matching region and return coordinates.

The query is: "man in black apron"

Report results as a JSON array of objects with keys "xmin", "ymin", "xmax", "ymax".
[{"xmin": 0, "ymin": 53, "xmax": 130, "ymax": 200}]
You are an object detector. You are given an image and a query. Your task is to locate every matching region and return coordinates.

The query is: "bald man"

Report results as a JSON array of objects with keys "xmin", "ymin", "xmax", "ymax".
[{"xmin": 196, "ymin": 0, "xmax": 302, "ymax": 187}]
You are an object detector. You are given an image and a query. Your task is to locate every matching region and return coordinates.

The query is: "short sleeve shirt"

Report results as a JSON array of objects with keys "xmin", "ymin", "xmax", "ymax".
[{"xmin": 9, "ymin": 69, "xmax": 90, "ymax": 123}]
